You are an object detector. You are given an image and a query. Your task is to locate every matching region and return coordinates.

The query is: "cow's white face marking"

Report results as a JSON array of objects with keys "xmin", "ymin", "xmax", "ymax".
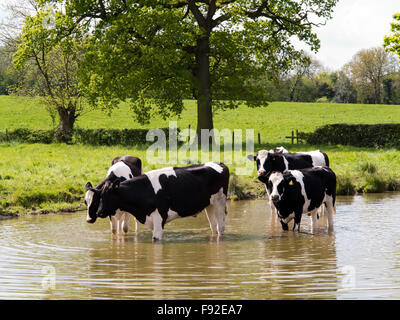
[
  {"xmin": 269, "ymin": 172, "xmax": 284, "ymax": 201},
  {"xmin": 106, "ymin": 161, "xmax": 132, "ymax": 180},
  {"xmin": 145, "ymin": 167, "xmax": 177, "ymax": 194},
  {"xmin": 256, "ymin": 150, "xmax": 269, "ymax": 175},
  {"xmin": 205, "ymin": 162, "xmax": 224, "ymax": 173},
  {"xmin": 85, "ymin": 189, "xmax": 94, "ymax": 221}
]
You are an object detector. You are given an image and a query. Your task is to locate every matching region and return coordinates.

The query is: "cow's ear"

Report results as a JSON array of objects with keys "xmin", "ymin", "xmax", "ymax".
[
  {"xmin": 247, "ymin": 155, "xmax": 256, "ymax": 161},
  {"xmin": 85, "ymin": 182, "xmax": 93, "ymax": 191}
]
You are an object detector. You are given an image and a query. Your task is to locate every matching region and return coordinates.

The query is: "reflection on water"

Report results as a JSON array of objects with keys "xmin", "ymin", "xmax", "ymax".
[{"xmin": 0, "ymin": 193, "xmax": 400, "ymax": 299}]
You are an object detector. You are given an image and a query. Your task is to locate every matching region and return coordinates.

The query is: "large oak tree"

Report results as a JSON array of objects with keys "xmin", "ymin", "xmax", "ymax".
[{"xmin": 39, "ymin": 0, "xmax": 338, "ymax": 136}]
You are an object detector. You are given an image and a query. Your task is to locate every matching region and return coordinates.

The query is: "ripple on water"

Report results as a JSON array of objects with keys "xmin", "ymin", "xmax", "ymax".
[{"xmin": 0, "ymin": 194, "xmax": 400, "ymax": 299}]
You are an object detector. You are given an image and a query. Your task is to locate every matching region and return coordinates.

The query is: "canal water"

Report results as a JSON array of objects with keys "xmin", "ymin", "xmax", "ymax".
[{"xmin": 0, "ymin": 193, "xmax": 400, "ymax": 299}]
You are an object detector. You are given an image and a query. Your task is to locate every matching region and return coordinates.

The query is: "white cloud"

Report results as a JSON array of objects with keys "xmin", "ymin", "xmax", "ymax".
[{"xmin": 311, "ymin": 0, "xmax": 400, "ymax": 70}]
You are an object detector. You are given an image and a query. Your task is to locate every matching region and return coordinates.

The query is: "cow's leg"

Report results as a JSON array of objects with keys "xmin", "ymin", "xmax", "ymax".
[
  {"xmin": 212, "ymin": 188, "xmax": 227, "ymax": 235},
  {"xmin": 270, "ymin": 201, "xmax": 278, "ymax": 218},
  {"xmin": 121, "ymin": 211, "xmax": 130, "ymax": 234},
  {"xmin": 109, "ymin": 214, "xmax": 118, "ymax": 234},
  {"xmin": 281, "ymin": 213, "xmax": 294, "ymax": 231},
  {"xmin": 293, "ymin": 211, "xmax": 302, "ymax": 232},
  {"xmin": 150, "ymin": 210, "xmax": 164, "ymax": 241},
  {"xmin": 319, "ymin": 203, "xmax": 325, "ymax": 217},
  {"xmin": 310, "ymin": 208, "xmax": 319, "ymax": 231},
  {"xmin": 134, "ymin": 218, "xmax": 139, "ymax": 234},
  {"xmin": 325, "ymin": 196, "xmax": 335, "ymax": 231},
  {"xmin": 205, "ymin": 205, "xmax": 218, "ymax": 235}
]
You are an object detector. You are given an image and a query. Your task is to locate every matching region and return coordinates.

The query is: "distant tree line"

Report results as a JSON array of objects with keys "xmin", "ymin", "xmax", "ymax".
[
  {"xmin": 2, "ymin": 44, "xmax": 400, "ymax": 105},
  {"xmin": 256, "ymin": 47, "xmax": 400, "ymax": 104}
]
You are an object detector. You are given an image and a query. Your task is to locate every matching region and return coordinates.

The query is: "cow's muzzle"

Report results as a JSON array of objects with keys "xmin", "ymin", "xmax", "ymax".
[{"xmin": 271, "ymin": 195, "xmax": 280, "ymax": 203}]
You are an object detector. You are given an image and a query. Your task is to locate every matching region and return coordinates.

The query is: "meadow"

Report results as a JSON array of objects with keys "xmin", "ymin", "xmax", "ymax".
[{"xmin": 0, "ymin": 95, "xmax": 399, "ymax": 216}]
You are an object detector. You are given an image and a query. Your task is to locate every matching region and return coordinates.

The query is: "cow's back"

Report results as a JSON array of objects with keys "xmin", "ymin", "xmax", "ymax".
[{"xmin": 158, "ymin": 163, "xmax": 229, "ymax": 217}]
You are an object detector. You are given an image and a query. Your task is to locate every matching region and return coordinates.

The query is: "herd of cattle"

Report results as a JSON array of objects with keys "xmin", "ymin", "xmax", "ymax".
[{"xmin": 84, "ymin": 148, "xmax": 336, "ymax": 240}]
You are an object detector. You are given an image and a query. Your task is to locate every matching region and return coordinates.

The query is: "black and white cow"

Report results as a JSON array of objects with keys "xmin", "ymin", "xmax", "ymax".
[
  {"xmin": 86, "ymin": 162, "xmax": 230, "ymax": 241},
  {"xmin": 248, "ymin": 149, "xmax": 329, "ymax": 183},
  {"xmin": 247, "ymin": 149, "xmax": 329, "ymax": 216},
  {"xmin": 267, "ymin": 166, "xmax": 336, "ymax": 232},
  {"xmin": 85, "ymin": 155, "xmax": 142, "ymax": 234}
]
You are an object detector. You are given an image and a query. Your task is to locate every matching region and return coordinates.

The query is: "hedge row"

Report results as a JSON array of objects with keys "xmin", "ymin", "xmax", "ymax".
[
  {"xmin": 0, "ymin": 128, "xmax": 171, "ymax": 145},
  {"xmin": 301, "ymin": 124, "xmax": 400, "ymax": 148}
]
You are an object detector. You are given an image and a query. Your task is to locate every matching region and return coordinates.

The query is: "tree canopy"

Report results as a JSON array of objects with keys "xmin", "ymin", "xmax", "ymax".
[{"xmin": 34, "ymin": 0, "xmax": 338, "ymax": 135}]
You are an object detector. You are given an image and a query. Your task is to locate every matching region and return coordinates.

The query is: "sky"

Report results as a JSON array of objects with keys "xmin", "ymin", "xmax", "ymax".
[
  {"xmin": 303, "ymin": 0, "xmax": 400, "ymax": 70},
  {"xmin": 0, "ymin": 0, "xmax": 399, "ymax": 71}
]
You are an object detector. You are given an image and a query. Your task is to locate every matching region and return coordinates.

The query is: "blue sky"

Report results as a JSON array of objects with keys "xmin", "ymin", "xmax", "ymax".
[{"xmin": 1, "ymin": 0, "xmax": 399, "ymax": 71}]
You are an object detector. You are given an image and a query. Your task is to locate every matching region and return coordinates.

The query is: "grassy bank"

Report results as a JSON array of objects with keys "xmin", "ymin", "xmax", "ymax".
[
  {"xmin": 0, "ymin": 143, "xmax": 399, "ymax": 216},
  {"xmin": 0, "ymin": 96, "xmax": 399, "ymax": 216}
]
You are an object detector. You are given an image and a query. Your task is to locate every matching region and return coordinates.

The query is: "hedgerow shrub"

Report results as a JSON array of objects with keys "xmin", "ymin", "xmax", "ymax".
[
  {"xmin": 0, "ymin": 128, "xmax": 172, "ymax": 145},
  {"xmin": 301, "ymin": 124, "xmax": 400, "ymax": 148}
]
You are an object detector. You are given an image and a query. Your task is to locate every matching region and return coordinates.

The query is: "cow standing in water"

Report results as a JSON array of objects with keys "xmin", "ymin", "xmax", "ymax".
[
  {"xmin": 267, "ymin": 166, "xmax": 336, "ymax": 232},
  {"xmin": 86, "ymin": 162, "xmax": 230, "ymax": 241},
  {"xmin": 85, "ymin": 155, "xmax": 142, "ymax": 234},
  {"xmin": 248, "ymin": 148, "xmax": 330, "ymax": 219}
]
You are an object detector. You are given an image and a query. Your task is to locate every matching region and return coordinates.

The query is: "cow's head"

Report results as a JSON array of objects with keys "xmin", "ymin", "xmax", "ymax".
[
  {"xmin": 272, "ymin": 146, "xmax": 289, "ymax": 154},
  {"xmin": 96, "ymin": 178, "xmax": 122, "ymax": 219},
  {"xmin": 267, "ymin": 172, "xmax": 299, "ymax": 205},
  {"xmin": 84, "ymin": 182, "xmax": 101, "ymax": 223},
  {"xmin": 247, "ymin": 150, "xmax": 287, "ymax": 182}
]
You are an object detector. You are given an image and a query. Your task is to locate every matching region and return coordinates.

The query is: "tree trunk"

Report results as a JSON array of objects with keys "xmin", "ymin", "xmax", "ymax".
[
  {"xmin": 289, "ymin": 75, "xmax": 301, "ymax": 102},
  {"xmin": 195, "ymin": 36, "xmax": 214, "ymax": 144},
  {"xmin": 57, "ymin": 106, "xmax": 76, "ymax": 143}
]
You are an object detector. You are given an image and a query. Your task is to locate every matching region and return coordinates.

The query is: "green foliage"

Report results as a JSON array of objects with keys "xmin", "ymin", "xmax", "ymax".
[
  {"xmin": 13, "ymin": 5, "xmax": 87, "ymax": 142},
  {"xmin": 336, "ymin": 175, "xmax": 356, "ymax": 195},
  {"xmin": 362, "ymin": 174, "xmax": 387, "ymax": 193},
  {"xmin": 359, "ymin": 162, "xmax": 378, "ymax": 174},
  {"xmin": 0, "ymin": 128, "xmax": 55, "ymax": 144},
  {"xmin": 73, "ymin": 128, "xmax": 170, "ymax": 146},
  {"xmin": 0, "ymin": 127, "xmax": 171, "ymax": 146},
  {"xmin": 38, "ymin": 0, "xmax": 338, "ymax": 127},
  {"xmin": 303, "ymin": 124, "xmax": 400, "ymax": 148},
  {"xmin": 384, "ymin": 13, "xmax": 400, "ymax": 59}
]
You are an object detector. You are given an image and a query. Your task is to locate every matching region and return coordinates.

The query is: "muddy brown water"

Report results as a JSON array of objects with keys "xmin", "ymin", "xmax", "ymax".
[{"xmin": 0, "ymin": 193, "xmax": 400, "ymax": 300}]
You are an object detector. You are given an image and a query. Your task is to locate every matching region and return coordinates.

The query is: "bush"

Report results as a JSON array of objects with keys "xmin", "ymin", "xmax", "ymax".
[
  {"xmin": 0, "ymin": 127, "xmax": 172, "ymax": 146},
  {"xmin": 301, "ymin": 123, "xmax": 400, "ymax": 148},
  {"xmin": 0, "ymin": 128, "xmax": 55, "ymax": 144},
  {"xmin": 362, "ymin": 174, "xmax": 387, "ymax": 193},
  {"xmin": 359, "ymin": 161, "xmax": 378, "ymax": 174},
  {"xmin": 336, "ymin": 175, "xmax": 357, "ymax": 195}
]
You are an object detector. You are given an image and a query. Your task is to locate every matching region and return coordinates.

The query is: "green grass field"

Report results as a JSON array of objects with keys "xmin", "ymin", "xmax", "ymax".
[
  {"xmin": 0, "ymin": 95, "xmax": 399, "ymax": 216},
  {"xmin": 2, "ymin": 95, "xmax": 400, "ymax": 143}
]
